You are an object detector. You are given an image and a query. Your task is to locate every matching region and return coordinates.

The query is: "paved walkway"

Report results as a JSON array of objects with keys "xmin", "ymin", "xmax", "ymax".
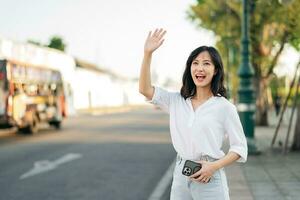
[{"xmin": 227, "ymin": 113, "xmax": 300, "ymax": 200}]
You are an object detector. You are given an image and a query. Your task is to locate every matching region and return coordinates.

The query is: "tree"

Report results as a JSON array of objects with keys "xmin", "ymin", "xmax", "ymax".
[
  {"xmin": 27, "ymin": 36, "xmax": 67, "ymax": 52},
  {"xmin": 292, "ymin": 103, "xmax": 300, "ymax": 151},
  {"xmin": 47, "ymin": 36, "xmax": 66, "ymax": 52},
  {"xmin": 188, "ymin": 0, "xmax": 300, "ymax": 125},
  {"xmin": 292, "ymin": 62, "xmax": 300, "ymax": 151}
]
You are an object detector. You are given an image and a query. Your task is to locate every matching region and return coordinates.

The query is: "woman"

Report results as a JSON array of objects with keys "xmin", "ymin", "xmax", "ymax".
[{"xmin": 139, "ymin": 28, "xmax": 248, "ymax": 200}]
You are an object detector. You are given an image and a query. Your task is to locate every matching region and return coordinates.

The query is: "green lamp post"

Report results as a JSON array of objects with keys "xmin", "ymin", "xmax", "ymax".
[{"xmin": 238, "ymin": 0, "xmax": 260, "ymax": 154}]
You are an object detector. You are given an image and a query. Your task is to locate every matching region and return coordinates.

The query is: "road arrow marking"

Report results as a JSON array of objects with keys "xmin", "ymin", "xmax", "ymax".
[{"xmin": 20, "ymin": 153, "xmax": 82, "ymax": 180}]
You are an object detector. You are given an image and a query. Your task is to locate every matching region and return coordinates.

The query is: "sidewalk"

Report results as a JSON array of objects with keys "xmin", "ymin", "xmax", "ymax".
[{"xmin": 227, "ymin": 113, "xmax": 300, "ymax": 200}]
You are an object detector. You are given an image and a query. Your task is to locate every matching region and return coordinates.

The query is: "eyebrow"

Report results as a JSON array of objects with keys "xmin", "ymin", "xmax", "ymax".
[{"xmin": 193, "ymin": 59, "xmax": 212, "ymax": 62}]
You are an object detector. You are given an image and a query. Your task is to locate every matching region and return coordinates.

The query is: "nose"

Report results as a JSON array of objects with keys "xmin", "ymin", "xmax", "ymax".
[{"xmin": 195, "ymin": 65, "xmax": 204, "ymax": 72}]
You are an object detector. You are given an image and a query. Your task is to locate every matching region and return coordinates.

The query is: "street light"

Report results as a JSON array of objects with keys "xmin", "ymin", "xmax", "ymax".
[{"xmin": 237, "ymin": 0, "xmax": 260, "ymax": 154}]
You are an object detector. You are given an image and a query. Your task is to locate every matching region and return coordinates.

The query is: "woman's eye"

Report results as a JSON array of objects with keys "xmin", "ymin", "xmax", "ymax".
[
  {"xmin": 193, "ymin": 62, "xmax": 198, "ymax": 65},
  {"xmin": 203, "ymin": 62, "xmax": 210, "ymax": 66}
]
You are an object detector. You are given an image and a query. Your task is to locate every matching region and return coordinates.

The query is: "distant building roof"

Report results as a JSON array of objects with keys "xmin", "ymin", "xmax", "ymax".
[
  {"xmin": 75, "ymin": 58, "xmax": 107, "ymax": 74},
  {"xmin": 74, "ymin": 57, "xmax": 133, "ymax": 81}
]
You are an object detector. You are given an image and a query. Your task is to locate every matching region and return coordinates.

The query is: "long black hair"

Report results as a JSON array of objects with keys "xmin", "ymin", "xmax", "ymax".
[{"xmin": 180, "ymin": 46, "xmax": 227, "ymax": 99}]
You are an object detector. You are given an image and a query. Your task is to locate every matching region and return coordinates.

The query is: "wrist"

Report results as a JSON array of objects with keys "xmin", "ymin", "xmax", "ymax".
[
  {"xmin": 212, "ymin": 161, "xmax": 222, "ymax": 171},
  {"xmin": 144, "ymin": 50, "xmax": 153, "ymax": 56}
]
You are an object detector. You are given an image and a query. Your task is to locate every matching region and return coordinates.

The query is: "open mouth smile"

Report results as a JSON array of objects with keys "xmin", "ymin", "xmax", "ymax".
[{"xmin": 195, "ymin": 74, "xmax": 206, "ymax": 81}]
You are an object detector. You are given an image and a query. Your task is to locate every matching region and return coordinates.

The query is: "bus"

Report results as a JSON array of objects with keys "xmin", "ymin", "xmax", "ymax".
[{"xmin": 0, "ymin": 59, "xmax": 66, "ymax": 134}]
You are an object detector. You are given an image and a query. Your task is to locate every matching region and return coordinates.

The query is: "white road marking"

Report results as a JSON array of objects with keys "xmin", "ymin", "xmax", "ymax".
[
  {"xmin": 148, "ymin": 158, "xmax": 176, "ymax": 200},
  {"xmin": 20, "ymin": 153, "xmax": 82, "ymax": 180}
]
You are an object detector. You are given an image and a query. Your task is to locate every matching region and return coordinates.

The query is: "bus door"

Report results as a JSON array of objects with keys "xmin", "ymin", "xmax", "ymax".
[{"xmin": 0, "ymin": 60, "xmax": 9, "ymax": 124}]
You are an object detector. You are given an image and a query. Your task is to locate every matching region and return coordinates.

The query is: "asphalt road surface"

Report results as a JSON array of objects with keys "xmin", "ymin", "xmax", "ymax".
[{"xmin": 0, "ymin": 107, "xmax": 176, "ymax": 200}]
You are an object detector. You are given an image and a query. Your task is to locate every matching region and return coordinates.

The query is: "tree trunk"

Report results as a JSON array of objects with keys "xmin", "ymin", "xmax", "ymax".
[
  {"xmin": 292, "ymin": 103, "xmax": 300, "ymax": 151},
  {"xmin": 254, "ymin": 76, "xmax": 269, "ymax": 126}
]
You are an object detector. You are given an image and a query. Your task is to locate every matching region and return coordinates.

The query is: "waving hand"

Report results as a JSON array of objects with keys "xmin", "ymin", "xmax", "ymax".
[{"xmin": 144, "ymin": 28, "xmax": 167, "ymax": 54}]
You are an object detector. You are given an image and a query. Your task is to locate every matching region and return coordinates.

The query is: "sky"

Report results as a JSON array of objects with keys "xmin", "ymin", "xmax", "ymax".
[{"xmin": 0, "ymin": 0, "xmax": 216, "ymax": 84}]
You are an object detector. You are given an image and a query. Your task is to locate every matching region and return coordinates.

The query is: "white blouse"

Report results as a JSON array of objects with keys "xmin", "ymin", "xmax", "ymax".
[{"xmin": 147, "ymin": 86, "xmax": 248, "ymax": 163}]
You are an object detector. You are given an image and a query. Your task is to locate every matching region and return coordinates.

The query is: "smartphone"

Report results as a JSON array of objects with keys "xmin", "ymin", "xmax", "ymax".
[{"xmin": 182, "ymin": 160, "xmax": 202, "ymax": 176}]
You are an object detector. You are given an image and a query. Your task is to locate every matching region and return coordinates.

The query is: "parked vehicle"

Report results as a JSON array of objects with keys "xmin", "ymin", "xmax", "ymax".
[{"xmin": 0, "ymin": 59, "xmax": 66, "ymax": 134}]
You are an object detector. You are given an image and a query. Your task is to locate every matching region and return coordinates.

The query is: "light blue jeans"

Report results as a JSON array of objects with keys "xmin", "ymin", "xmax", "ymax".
[{"xmin": 170, "ymin": 155, "xmax": 230, "ymax": 200}]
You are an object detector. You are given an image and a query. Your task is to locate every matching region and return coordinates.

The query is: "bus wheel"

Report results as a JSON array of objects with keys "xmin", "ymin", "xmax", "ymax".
[
  {"xmin": 28, "ymin": 115, "xmax": 39, "ymax": 134},
  {"xmin": 49, "ymin": 121, "xmax": 61, "ymax": 130},
  {"xmin": 20, "ymin": 114, "xmax": 39, "ymax": 134}
]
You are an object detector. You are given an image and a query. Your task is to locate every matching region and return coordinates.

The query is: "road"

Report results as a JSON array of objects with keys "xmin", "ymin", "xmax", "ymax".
[{"xmin": 0, "ymin": 107, "xmax": 176, "ymax": 200}]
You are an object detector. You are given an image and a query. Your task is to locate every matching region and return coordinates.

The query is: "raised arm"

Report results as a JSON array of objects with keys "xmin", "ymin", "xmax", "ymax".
[{"xmin": 139, "ymin": 28, "xmax": 166, "ymax": 100}]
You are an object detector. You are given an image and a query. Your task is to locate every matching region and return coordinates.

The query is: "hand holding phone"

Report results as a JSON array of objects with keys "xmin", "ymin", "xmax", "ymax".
[{"xmin": 182, "ymin": 160, "xmax": 202, "ymax": 176}]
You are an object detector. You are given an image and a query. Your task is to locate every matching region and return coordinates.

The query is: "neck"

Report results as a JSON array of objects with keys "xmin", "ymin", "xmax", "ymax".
[{"xmin": 193, "ymin": 87, "xmax": 213, "ymax": 100}]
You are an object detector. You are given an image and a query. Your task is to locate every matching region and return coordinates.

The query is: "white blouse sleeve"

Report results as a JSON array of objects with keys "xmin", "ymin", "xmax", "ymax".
[
  {"xmin": 146, "ymin": 86, "xmax": 172, "ymax": 113},
  {"xmin": 224, "ymin": 104, "xmax": 248, "ymax": 163}
]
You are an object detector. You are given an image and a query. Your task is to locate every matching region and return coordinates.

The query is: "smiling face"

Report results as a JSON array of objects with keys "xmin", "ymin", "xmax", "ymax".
[
  {"xmin": 181, "ymin": 46, "xmax": 226, "ymax": 99},
  {"xmin": 190, "ymin": 51, "xmax": 216, "ymax": 89}
]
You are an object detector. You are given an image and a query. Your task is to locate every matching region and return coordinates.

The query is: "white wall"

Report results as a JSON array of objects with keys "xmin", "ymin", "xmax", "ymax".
[
  {"xmin": 72, "ymin": 68, "xmax": 126, "ymax": 109},
  {"xmin": 122, "ymin": 81, "xmax": 147, "ymax": 105}
]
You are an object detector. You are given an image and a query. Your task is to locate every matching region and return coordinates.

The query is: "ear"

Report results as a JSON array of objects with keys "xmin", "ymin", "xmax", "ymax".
[{"xmin": 214, "ymin": 69, "xmax": 218, "ymax": 76}]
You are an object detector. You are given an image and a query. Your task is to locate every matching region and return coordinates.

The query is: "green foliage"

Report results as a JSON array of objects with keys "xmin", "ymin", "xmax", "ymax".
[
  {"xmin": 269, "ymin": 75, "xmax": 285, "ymax": 97},
  {"xmin": 27, "ymin": 36, "xmax": 67, "ymax": 52},
  {"xmin": 188, "ymin": 0, "xmax": 300, "ymax": 97},
  {"xmin": 47, "ymin": 36, "xmax": 66, "ymax": 52}
]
